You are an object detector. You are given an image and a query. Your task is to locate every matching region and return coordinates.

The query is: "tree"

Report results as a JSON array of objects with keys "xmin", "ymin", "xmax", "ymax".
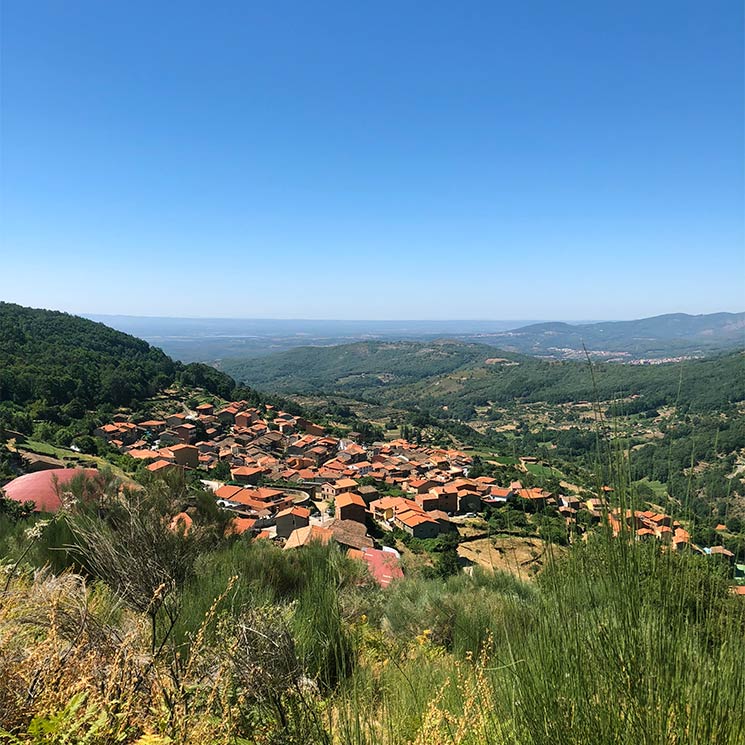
[
  {"xmin": 469, "ymin": 455, "xmax": 484, "ymax": 478},
  {"xmin": 211, "ymin": 460, "xmax": 231, "ymax": 481},
  {"xmin": 434, "ymin": 533, "xmax": 460, "ymax": 578}
]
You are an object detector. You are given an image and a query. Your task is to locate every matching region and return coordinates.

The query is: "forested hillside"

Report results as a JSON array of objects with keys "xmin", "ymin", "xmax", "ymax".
[
  {"xmin": 0, "ymin": 303, "xmax": 251, "ymax": 435},
  {"xmin": 220, "ymin": 340, "xmax": 502, "ymax": 397},
  {"xmin": 221, "ymin": 340, "xmax": 745, "ymax": 417}
]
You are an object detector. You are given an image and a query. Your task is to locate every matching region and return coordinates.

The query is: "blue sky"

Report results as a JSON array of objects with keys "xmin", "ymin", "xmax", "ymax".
[{"xmin": 1, "ymin": 1, "xmax": 742, "ymax": 320}]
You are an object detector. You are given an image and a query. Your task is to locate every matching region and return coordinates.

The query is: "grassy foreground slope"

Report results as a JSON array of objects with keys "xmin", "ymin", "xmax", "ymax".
[{"xmin": 1, "ymin": 474, "xmax": 744, "ymax": 744}]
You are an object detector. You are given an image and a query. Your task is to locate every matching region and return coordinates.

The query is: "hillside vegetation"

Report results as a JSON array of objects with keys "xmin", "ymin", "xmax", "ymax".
[
  {"xmin": 0, "ymin": 303, "xmax": 290, "ymax": 464},
  {"xmin": 220, "ymin": 341, "xmax": 503, "ymax": 398},
  {"xmin": 220, "ymin": 340, "xmax": 745, "ymax": 416},
  {"xmin": 0, "ymin": 302, "xmax": 246, "ymax": 415}
]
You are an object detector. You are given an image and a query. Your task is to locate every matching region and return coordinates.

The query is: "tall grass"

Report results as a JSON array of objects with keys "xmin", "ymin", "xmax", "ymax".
[
  {"xmin": 2, "ymin": 492, "xmax": 745, "ymax": 743},
  {"xmin": 2, "ymin": 530, "xmax": 744, "ymax": 743},
  {"xmin": 334, "ymin": 535, "xmax": 745, "ymax": 744}
]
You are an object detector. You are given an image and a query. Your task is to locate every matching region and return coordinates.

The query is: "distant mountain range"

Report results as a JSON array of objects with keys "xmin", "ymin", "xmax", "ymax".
[
  {"xmin": 480, "ymin": 313, "xmax": 745, "ymax": 360},
  {"xmin": 83, "ymin": 316, "xmax": 541, "ymax": 362},
  {"xmin": 85, "ymin": 312, "xmax": 745, "ymax": 363}
]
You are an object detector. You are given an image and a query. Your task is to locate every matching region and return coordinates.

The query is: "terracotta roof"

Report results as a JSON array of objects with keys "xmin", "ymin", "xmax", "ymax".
[
  {"xmin": 231, "ymin": 465, "xmax": 264, "ymax": 477},
  {"xmin": 709, "ymin": 545, "xmax": 735, "ymax": 558},
  {"xmin": 126, "ymin": 449, "xmax": 160, "ymax": 460},
  {"xmin": 228, "ymin": 517, "xmax": 257, "ymax": 535},
  {"xmin": 215, "ymin": 484, "xmax": 244, "ymax": 500},
  {"xmin": 334, "ymin": 478, "xmax": 359, "ymax": 489},
  {"xmin": 276, "ymin": 506, "xmax": 311, "ymax": 520},
  {"xmin": 3, "ymin": 468, "xmax": 100, "ymax": 513},
  {"xmin": 336, "ymin": 492, "xmax": 366, "ymax": 508},
  {"xmin": 147, "ymin": 459, "xmax": 176, "ymax": 472},
  {"xmin": 284, "ymin": 524, "xmax": 334, "ymax": 549},
  {"xmin": 396, "ymin": 509, "xmax": 438, "ymax": 528}
]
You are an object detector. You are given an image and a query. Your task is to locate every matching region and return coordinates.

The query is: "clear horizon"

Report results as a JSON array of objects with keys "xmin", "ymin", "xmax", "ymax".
[{"xmin": 2, "ymin": 1, "xmax": 743, "ymax": 319}]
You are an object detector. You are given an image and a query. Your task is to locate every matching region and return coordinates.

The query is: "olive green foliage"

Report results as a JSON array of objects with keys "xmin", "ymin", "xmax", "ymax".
[
  {"xmin": 0, "ymin": 302, "xmax": 255, "ymax": 434},
  {"xmin": 221, "ymin": 339, "xmax": 744, "ymax": 415}
]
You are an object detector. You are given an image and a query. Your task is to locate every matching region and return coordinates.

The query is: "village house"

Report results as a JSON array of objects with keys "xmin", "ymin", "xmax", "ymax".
[
  {"xmin": 405, "ymin": 477, "xmax": 441, "ymax": 495},
  {"xmin": 428, "ymin": 486, "xmax": 458, "ymax": 513},
  {"xmin": 284, "ymin": 524, "xmax": 334, "ymax": 550},
  {"xmin": 174, "ymin": 422, "xmax": 197, "ymax": 444},
  {"xmin": 158, "ymin": 430, "xmax": 182, "ymax": 447},
  {"xmin": 356, "ymin": 484, "xmax": 379, "ymax": 504},
  {"xmin": 275, "ymin": 505, "xmax": 311, "ymax": 539},
  {"xmin": 166, "ymin": 413, "xmax": 187, "ymax": 428},
  {"xmin": 394, "ymin": 508, "xmax": 441, "ymax": 539},
  {"xmin": 230, "ymin": 465, "xmax": 264, "ymax": 485},
  {"xmin": 137, "ymin": 419, "xmax": 167, "ymax": 434},
  {"xmin": 170, "ymin": 444, "xmax": 199, "ymax": 468},
  {"xmin": 146, "ymin": 459, "xmax": 177, "ymax": 475},
  {"xmin": 296, "ymin": 417, "xmax": 325, "ymax": 436},
  {"xmin": 322, "ymin": 477, "xmax": 359, "ymax": 500},
  {"xmin": 235, "ymin": 410, "xmax": 259, "ymax": 428},
  {"xmin": 335, "ymin": 492, "xmax": 367, "ymax": 524},
  {"xmin": 93, "ymin": 422, "xmax": 139, "ymax": 446},
  {"xmin": 415, "ymin": 492, "xmax": 441, "ymax": 512},
  {"xmin": 216, "ymin": 405, "xmax": 240, "ymax": 425}
]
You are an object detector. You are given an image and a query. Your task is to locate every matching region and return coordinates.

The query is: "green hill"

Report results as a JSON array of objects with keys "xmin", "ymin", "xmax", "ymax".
[
  {"xmin": 220, "ymin": 339, "xmax": 745, "ymax": 418},
  {"xmin": 219, "ymin": 340, "xmax": 503, "ymax": 398},
  {"xmin": 485, "ymin": 312, "xmax": 745, "ymax": 358},
  {"xmin": 0, "ymin": 302, "xmax": 248, "ymax": 432}
]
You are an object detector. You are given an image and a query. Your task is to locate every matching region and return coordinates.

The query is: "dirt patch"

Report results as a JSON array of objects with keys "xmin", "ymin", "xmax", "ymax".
[{"xmin": 458, "ymin": 535, "xmax": 564, "ymax": 580}]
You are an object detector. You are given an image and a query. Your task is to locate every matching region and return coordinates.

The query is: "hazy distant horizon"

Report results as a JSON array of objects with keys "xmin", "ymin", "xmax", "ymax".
[
  {"xmin": 81, "ymin": 310, "xmax": 744, "ymax": 325},
  {"xmin": 72, "ymin": 310, "xmax": 744, "ymax": 364},
  {"xmin": 86, "ymin": 313, "xmax": 588, "ymax": 324}
]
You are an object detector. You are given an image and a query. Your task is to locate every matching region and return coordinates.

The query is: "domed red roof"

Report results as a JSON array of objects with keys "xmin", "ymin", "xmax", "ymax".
[{"xmin": 3, "ymin": 468, "xmax": 100, "ymax": 513}]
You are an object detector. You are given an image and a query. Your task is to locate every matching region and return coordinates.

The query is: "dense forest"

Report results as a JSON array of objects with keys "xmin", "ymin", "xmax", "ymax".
[
  {"xmin": 221, "ymin": 339, "xmax": 745, "ymax": 416},
  {"xmin": 0, "ymin": 303, "xmax": 265, "ymax": 441}
]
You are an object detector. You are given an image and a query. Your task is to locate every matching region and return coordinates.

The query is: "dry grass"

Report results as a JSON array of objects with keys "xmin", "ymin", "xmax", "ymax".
[{"xmin": 458, "ymin": 536, "xmax": 557, "ymax": 579}]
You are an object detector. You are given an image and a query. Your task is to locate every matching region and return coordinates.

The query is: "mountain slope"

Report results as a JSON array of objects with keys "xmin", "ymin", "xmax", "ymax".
[
  {"xmin": 219, "ymin": 340, "xmax": 513, "ymax": 397},
  {"xmin": 486, "ymin": 312, "xmax": 745, "ymax": 358},
  {"xmin": 0, "ymin": 302, "xmax": 244, "ymax": 416},
  {"xmin": 221, "ymin": 339, "xmax": 745, "ymax": 418}
]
